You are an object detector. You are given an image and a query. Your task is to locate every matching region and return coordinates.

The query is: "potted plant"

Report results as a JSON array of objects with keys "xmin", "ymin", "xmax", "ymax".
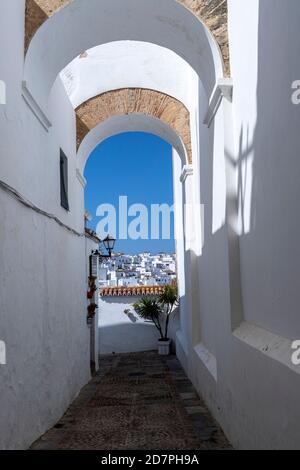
[
  {"xmin": 87, "ymin": 277, "xmax": 98, "ymax": 299},
  {"xmin": 87, "ymin": 303, "xmax": 98, "ymax": 319},
  {"xmin": 133, "ymin": 285, "xmax": 179, "ymax": 355},
  {"xmin": 158, "ymin": 285, "xmax": 179, "ymax": 355}
]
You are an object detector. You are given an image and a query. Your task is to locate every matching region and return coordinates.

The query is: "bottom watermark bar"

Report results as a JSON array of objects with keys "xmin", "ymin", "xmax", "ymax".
[
  {"xmin": 0, "ymin": 451, "xmax": 233, "ymax": 464},
  {"xmin": 100, "ymin": 453, "xmax": 200, "ymax": 466}
]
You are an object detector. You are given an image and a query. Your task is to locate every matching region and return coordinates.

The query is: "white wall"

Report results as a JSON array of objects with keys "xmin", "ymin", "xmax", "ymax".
[
  {"xmin": 182, "ymin": 0, "xmax": 300, "ymax": 450},
  {"xmin": 0, "ymin": 1, "xmax": 90, "ymax": 449},
  {"xmin": 226, "ymin": 0, "xmax": 300, "ymax": 448},
  {"xmin": 231, "ymin": 0, "xmax": 300, "ymax": 339},
  {"xmin": 98, "ymin": 297, "xmax": 180, "ymax": 355}
]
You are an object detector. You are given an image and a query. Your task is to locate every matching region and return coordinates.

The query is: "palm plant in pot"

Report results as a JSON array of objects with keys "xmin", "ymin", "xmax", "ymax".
[
  {"xmin": 133, "ymin": 285, "xmax": 179, "ymax": 355},
  {"xmin": 159, "ymin": 285, "xmax": 179, "ymax": 354}
]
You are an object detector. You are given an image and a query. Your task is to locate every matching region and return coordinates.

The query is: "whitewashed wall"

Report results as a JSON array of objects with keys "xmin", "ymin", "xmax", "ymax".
[
  {"xmin": 98, "ymin": 297, "xmax": 180, "ymax": 355},
  {"xmin": 224, "ymin": 0, "xmax": 300, "ymax": 449},
  {"xmin": 0, "ymin": 1, "xmax": 90, "ymax": 450},
  {"xmin": 184, "ymin": 0, "xmax": 300, "ymax": 450}
]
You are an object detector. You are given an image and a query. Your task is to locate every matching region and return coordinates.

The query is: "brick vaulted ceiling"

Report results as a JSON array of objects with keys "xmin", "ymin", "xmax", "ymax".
[
  {"xmin": 25, "ymin": 0, "xmax": 229, "ymax": 75},
  {"xmin": 76, "ymin": 88, "xmax": 193, "ymax": 164}
]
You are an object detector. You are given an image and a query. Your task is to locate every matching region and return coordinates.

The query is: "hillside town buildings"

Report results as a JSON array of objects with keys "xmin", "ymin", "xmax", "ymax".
[{"xmin": 98, "ymin": 252, "xmax": 177, "ymax": 288}]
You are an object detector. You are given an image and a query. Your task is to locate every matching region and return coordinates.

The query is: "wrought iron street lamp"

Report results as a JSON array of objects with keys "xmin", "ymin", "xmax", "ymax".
[
  {"xmin": 89, "ymin": 235, "xmax": 116, "ymax": 278},
  {"xmin": 92, "ymin": 235, "xmax": 116, "ymax": 260},
  {"xmin": 102, "ymin": 235, "xmax": 116, "ymax": 257}
]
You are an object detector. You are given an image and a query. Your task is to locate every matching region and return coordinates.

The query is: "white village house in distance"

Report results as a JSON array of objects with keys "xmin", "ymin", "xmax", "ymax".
[
  {"xmin": 98, "ymin": 252, "xmax": 177, "ymax": 288},
  {"xmin": 97, "ymin": 252, "xmax": 178, "ymax": 356}
]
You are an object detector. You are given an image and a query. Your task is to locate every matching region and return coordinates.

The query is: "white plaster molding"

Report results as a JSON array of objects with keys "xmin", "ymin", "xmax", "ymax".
[
  {"xmin": 22, "ymin": 81, "xmax": 52, "ymax": 131},
  {"xmin": 180, "ymin": 165, "xmax": 194, "ymax": 183},
  {"xmin": 0, "ymin": 340, "xmax": 6, "ymax": 365},
  {"xmin": 194, "ymin": 342, "xmax": 217, "ymax": 382},
  {"xmin": 0, "ymin": 80, "xmax": 6, "ymax": 105},
  {"xmin": 233, "ymin": 322, "xmax": 300, "ymax": 375},
  {"xmin": 204, "ymin": 78, "xmax": 233, "ymax": 128},
  {"xmin": 76, "ymin": 169, "xmax": 87, "ymax": 188}
]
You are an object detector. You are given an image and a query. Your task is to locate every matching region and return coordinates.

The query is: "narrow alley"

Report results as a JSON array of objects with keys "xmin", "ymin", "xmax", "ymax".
[{"xmin": 1, "ymin": 0, "xmax": 300, "ymax": 451}]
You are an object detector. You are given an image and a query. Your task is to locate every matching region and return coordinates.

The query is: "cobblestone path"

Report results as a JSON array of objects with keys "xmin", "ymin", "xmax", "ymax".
[{"xmin": 31, "ymin": 352, "xmax": 231, "ymax": 450}]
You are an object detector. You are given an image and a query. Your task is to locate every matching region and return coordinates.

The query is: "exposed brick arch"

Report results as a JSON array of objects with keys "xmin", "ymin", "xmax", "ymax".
[
  {"xmin": 25, "ymin": 0, "xmax": 229, "ymax": 74},
  {"xmin": 76, "ymin": 88, "xmax": 192, "ymax": 164},
  {"xmin": 25, "ymin": 0, "xmax": 72, "ymax": 52}
]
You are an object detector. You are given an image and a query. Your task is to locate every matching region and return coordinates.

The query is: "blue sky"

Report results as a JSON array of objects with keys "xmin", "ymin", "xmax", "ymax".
[{"xmin": 84, "ymin": 132, "xmax": 175, "ymax": 254}]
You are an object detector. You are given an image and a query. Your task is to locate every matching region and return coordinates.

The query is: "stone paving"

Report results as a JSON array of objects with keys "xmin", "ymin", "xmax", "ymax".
[{"xmin": 31, "ymin": 351, "xmax": 231, "ymax": 450}]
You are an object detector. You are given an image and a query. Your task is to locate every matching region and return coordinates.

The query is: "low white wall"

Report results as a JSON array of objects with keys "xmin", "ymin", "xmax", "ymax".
[{"xmin": 98, "ymin": 297, "xmax": 179, "ymax": 355}]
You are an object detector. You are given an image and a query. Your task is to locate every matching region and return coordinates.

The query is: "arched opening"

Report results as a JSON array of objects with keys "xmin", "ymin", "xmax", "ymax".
[
  {"xmin": 79, "ymin": 107, "xmax": 190, "ymax": 366},
  {"xmin": 77, "ymin": 113, "xmax": 189, "ymax": 179},
  {"xmin": 84, "ymin": 131, "xmax": 180, "ymax": 355}
]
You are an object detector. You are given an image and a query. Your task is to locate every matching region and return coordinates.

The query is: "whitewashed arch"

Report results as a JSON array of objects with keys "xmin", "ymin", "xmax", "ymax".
[
  {"xmin": 77, "ymin": 113, "xmax": 188, "ymax": 179},
  {"xmin": 24, "ymin": 0, "xmax": 224, "ymax": 114},
  {"xmin": 59, "ymin": 41, "xmax": 199, "ymax": 112}
]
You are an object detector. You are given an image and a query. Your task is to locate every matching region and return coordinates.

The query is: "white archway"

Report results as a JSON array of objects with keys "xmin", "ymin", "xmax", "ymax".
[
  {"xmin": 77, "ymin": 113, "xmax": 188, "ymax": 178},
  {"xmin": 24, "ymin": 0, "xmax": 224, "ymax": 113},
  {"xmin": 80, "ymin": 115, "xmax": 190, "ymax": 369}
]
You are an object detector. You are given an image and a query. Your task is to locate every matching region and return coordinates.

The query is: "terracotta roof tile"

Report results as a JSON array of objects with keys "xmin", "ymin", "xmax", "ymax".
[{"xmin": 100, "ymin": 286, "xmax": 167, "ymax": 297}]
